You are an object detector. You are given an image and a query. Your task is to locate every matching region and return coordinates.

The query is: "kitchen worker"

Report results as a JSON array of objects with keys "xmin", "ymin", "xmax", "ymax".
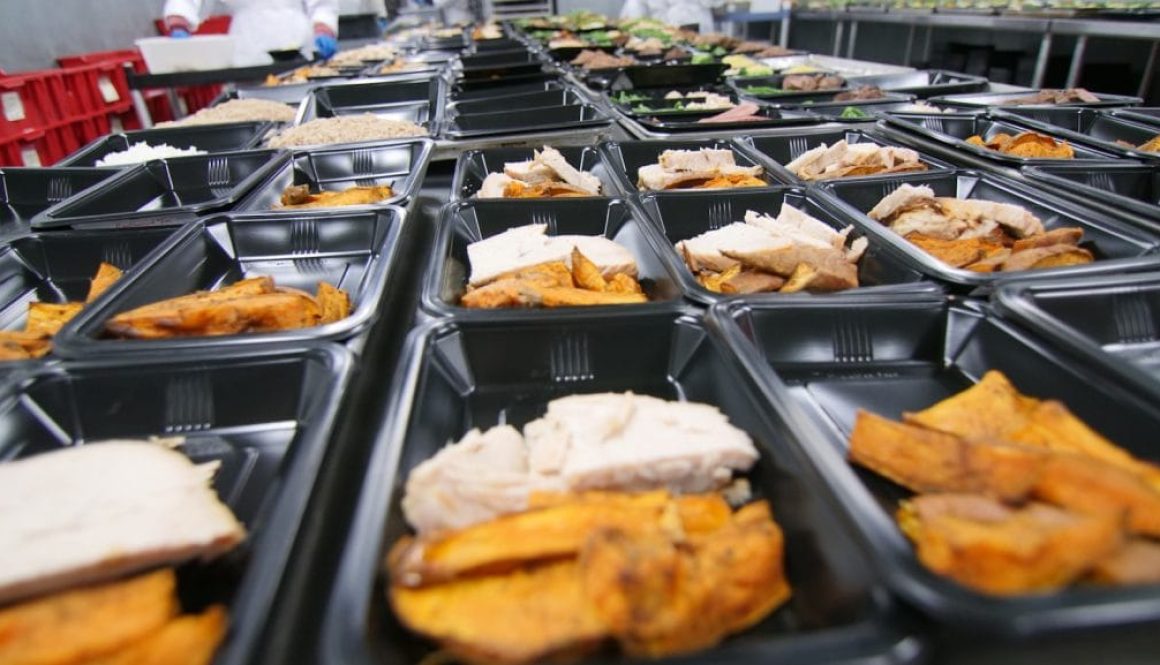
[
  {"xmin": 164, "ymin": 0, "xmax": 341, "ymax": 63},
  {"xmin": 619, "ymin": 0, "xmax": 715, "ymax": 34}
]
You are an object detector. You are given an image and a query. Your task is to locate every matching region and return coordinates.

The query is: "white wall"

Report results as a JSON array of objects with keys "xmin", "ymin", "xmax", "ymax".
[
  {"xmin": 0, "ymin": 0, "xmax": 170, "ymax": 72},
  {"xmin": 555, "ymin": 0, "xmax": 622, "ymax": 20}
]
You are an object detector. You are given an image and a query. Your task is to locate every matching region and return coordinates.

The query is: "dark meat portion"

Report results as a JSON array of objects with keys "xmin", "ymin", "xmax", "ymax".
[
  {"xmin": 833, "ymin": 86, "xmax": 885, "ymax": 102},
  {"xmin": 1006, "ymin": 88, "xmax": 1101, "ymax": 105},
  {"xmin": 755, "ymin": 45, "xmax": 795, "ymax": 58},
  {"xmin": 782, "ymin": 73, "xmax": 845, "ymax": 92},
  {"xmin": 662, "ymin": 47, "xmax": 689, "ymax": 61}
]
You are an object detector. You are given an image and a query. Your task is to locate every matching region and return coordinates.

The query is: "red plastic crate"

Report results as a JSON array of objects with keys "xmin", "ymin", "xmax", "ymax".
[
  {"xmin": 57, "ymin": 49, "xmax": 146, "ymax": 72},
  {"xmin": 58, "ymin": 62, "xmax": 133, "ymax": 121},
  {"xmin": 180, "ymin": 85, "xmax": 223, "ymax": 115},
  {"xmin": 110, "ymin": 106, "xmax": 143, "ymax": 132},
  {"xmin": 2, "ymin": 123, "xmax": 77, "ymax": 166},
  {"xmin": 0, "ymin": 72, "xmax": 72, "ymax": 142}
]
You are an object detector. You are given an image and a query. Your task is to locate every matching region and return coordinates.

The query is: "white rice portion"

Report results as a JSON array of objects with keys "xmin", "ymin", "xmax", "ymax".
[
  {"xmin": 266, "ymin": 114, "xmax": 426, "ymax": 148},
  {"xmin": 158, "ymin": 99, "xmax": 297, "ymax": 126},
  {"xmin": 95, "ymin": 142, "xmax": 206, "ymax": 167}
]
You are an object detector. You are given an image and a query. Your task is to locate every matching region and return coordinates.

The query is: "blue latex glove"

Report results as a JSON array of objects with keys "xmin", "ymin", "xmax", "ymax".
[
  {"xmin": 170, "ymin": 27, "xmax": 191, "ymax": 38},
  {"xmin": 314, "ymin": 34, "xmax": 338, "ymax": 59}
]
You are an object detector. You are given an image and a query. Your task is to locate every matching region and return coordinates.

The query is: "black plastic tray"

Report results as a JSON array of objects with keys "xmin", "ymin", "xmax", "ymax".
[
  {"xmin": 317, "ymin": 310, "xmax": 923, "ymax": 665},
  {"xmin": 237, "ymin": 139, "xmax": 433, "ymax": 212},
  {"xmin": 450, "ymin": 145, "xmax": 616, "ymax": 200},
  {"xmin": 0, "ymin": 227, "xmax": 176, "ymax": 371},
  {"xmin": 605, "ymin": 85, "xmax": 736, "ymax": 112},
  {"xmin": 447, "ymin": 87, "xmax": 582, "ymax": 116},
  {"xmin": 713, "ymin": 296, "xmax": 1160, "ymax": 650},
  {"xmin": 442, "ymin": 103, "xmax": 611, "ymax": 139},
  {"xmin": 994, "ymin": 272, "xmax": 1160, "ymax": 403},
  {"xmin": 301, "ymin": 77, "xmax": 444, "ymax": 127},
  {"xmin": 993, "ymin": 107, "xmax": 1160, "ymax": 162},
  {"xmin": 883, "ymin": 112, "xmax": 1122, "ymax": 166},
  {"xmin": 450, "ymin": 71, "xmax": 561, "ymax": 95},
  {"xmin": 60, "ymin": 121, "xmax": 273, "ymax": 168},
  {"xmin": 633, "ymin": 104, "xmax": 823, "ymax": 133},
  {"xmin": 34, "ymin": 150, "xmax": 288, "ymax": 230},
  {"xmin": 929, "ymin": 89, "xmax": 1143, "ymax": 109},
  {"xmin": 736, "ymin": 128, "xmax": 952, "ymax": 185},
  {"xmin": 843, "ymin": 70, "xmax": 988, "ymax": 98},
  {"xmin": 449, "ymin": 76, "xmax": 564, "ymax": 102},
  {"xmin": 546, "ymin": 44, "xmax": 619, "ymax": 61},
  {"xmin": 633, "ymin": 187, "xmax": 936, "ymax": 304},
  {"xmin": 1023, "ymin": 162, "xmax": 1160, "ymax": 224},
  {"xmin": 764, "ymin": 91, "xmax": 916, "ymax": 112},
  {"xmin": 599, "ymin": 138, "xmax": 781, "ymax": 195},
  {"xmin": 817, "ymin": 169, "xmax": 1160, "ymax": 288},
  {"xmin": 0, "ymin": 343, "xmax": 351, "ymax": 665},
  {"xmin": 1110, "ymin": 106, "xmax": 1160, "ymax": 128},
  {"xmin": 421, "ymin": 197, "xmax": 682, "ymax": 320},
  {"xmin": 604, "ymin": 63, "xmax": 729, "ymax": 91},
  {"xmin": 729, "ymin": 73, "xmax": 851, "ymax": 102},
  {"xmin": 456, "ymin": 56, "xmax": 546, "ymax": 81},
  {"xmin": 55, "ymin": 207, "xmax": 405, "ymax": 356},
  {"xmin": 0, "ymin": 167, "xmax": 117, "ymax": 234}
]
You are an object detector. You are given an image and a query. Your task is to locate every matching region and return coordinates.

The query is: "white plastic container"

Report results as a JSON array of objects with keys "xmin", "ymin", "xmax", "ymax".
[{"xmin": 134, "ymin": 35, "xmax": 236, "ymax": 74}]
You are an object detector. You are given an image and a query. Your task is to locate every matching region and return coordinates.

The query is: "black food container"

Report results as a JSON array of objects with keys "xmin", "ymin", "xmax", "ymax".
[
  {"xmin": 993, "ymin": 107, "xmax": 1160, "ymax": 162},
  {"xmin": 55, "ymin": 207, "xmax": 405, "ymax": 356},
  {"xmin": 736, "ymin": 128, "xmax": 952, "ymax": 185},
  {"xmin": 317, "ymin": 310, "xmax": 924, "ymax": 665},
  {"xmin": 60, "ymin": 122, "xmax": 273, "ymax": 168},
  {"xmin": 928, "ymin": 89, "xmax": 1142, "ymax": 110},
  {"xmin": 450, "ymin": 145, "xmax": 616, "ymax": 201},
  {"xmin": 0, "ymin": 167, "xmax": 118, "ymax": 234},
  {"xmin": 600, "ymin": 138, "xmax": 782, "ymax": 195},
  {"xmin": 1022, "ymin": 162, "xmax": 1160, "ymax": 226}
]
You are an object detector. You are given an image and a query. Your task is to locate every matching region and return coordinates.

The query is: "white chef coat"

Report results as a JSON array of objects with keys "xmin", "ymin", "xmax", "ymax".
[
  {"xmin": 619, "ymin": 0, "xmax": 715, "ymax": 34},
  {"xmin": 164, "ymin": 0, "xmax": 340, "ymax": 63}
]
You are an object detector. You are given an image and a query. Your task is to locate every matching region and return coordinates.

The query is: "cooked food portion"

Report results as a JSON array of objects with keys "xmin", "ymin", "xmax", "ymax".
[
  {"xmin": 0, "ymin": 262, "xmax": 123, "ymax": 361},
  {"xmin": 848, "ymin": 370, "xmax": 1160, "ymax": 595},
  {"xmin": 754, "ymin": 44, "xmax": 796, "ymax": 58},
  {"xmin": 677, "ymin": 204, "xmax": 867, "ymax": 294},
  {"xmin": 0, "ymin": 442, "xmax": 242, "ymax": 664},
  {"xmin": 696, "ymin": 102, "xmax": 766, "ymax": 124},
  {"xmin": 264, "ymin": 64, "xmax": 340, "ymax": 85},
  {"xmin": 158, "ymin": 98, "xmax": 297, "ymax": 126},
  {"xmin": 785, "ymin": 140, "xmax": 927, "ymax": 181},
  {"xmin": 966, "ymin": 131, "xmax": 1075, "ymax": 159},
  {"xmin": 661, "ymin": 90, "xmax": 734, "ymax": 110},
  {"xmin": 95, "ymin": 142, "xmax": 205, "ymax": 167},
  {"xmin": 833, "ymin": 85, "xmax": 886, "ymax": 102},
  {"xmin": 473, "ymin": 23, "xmax": 503, "ymax": 40},
  {"xmin": 624, "ymin": 36, "xmax": 669, "ymax": 55},
  {"xmin": 266, "ymin": 114, "xmax": 426, "ymax": 148},
  {"xmin": 722, "ymin": 55, "xmax": 771, "ymax": 77},
  {"xmin": 375, "ymin": 59, "xmax": 428, "ymax": 75},
  {"xmin": 571, "ymin": 49, "xmax": 636, "ymax": 70},
  {"xmin": 637, "ymin": 148, "xmax": 765, "ymax": 190},
  {"xmin": 548, "ymin": 36, "xmax": 590, "ymax": 48},
  {"xmin": 104, "ymin": 275, "xmax": 351, "ymax": 339},
  {"xmin": 0, "ymin": 569, "xmax": 227, "ymax": 665},
  {"xmin": 868, "ymin": 183, "xmax": 1093, "ymax": 272},
  {"xmin": 477, "ymin": 146, "xmax": 601, "ymax": 199},
  {"xmin": 402, "ymin": 392, "xmax": 758, "ymax": 533},
  {"xmin": 461, "ymin": 224, "xmax": 644, "ymax": 308},
  {"xmin": 781, "ymin": 73, "xmax": 845, "ymax": 92},
  {"xmin": 1006, "ymin": 88, "xmax": 1101, "ymax": 106},
  {"xmin": 0, "ymin": 442, "xmax": 244, "ymax": 604},
  {"xmin": 328, "ymin": 43, "xmax": 397, "ymax": 66},
  {"xmin": 388, "ymin": 489, "xmax": 789, "ymax": 665},
  {"xmin": 1139, "ymin": 135, "xmax": 1160, "ymax": 153},
  {"xmin": 277, "ymin": 183, "xmax": 393, "ymax": 208}
]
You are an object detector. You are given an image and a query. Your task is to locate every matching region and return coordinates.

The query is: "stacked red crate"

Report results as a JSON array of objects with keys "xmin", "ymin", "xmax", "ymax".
[{"xmin": 0, "ymin": 71, "xmax": 81, "ymax": 166}]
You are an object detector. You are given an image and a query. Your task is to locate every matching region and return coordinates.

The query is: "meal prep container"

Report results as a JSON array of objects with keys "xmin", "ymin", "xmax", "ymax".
[
  {"xmin": 237, "ymin": 139, "xmax": 434, "ymax": 212},
  {"xmin": 993, "ymin": 272, "xmax": 1160, "ymax": 402},
  {"xmin": 816, "ymin": 169, "xmax": 1160, "ymax": 289},
  {"xmin": 421, "ymin": 197, "xmax": 682, "ymax": 319},
  {"xmin": 728, "ymin": 73, "xmax": 852, "ymax": 102},
  {"xmin": 0, "ymin": 167, "xmax": 118, "ymax": 232},
  {"xmin": 599, "ymin": 138, "xmax": 783, "ymax": 195},
  {"xmin": 842, "ymin": 70, "xmax": 988, "ymax": 98},
  {"xmin": 605, "ymin": 63, "xmax": 730, "ymax": 90},
  {"xmin": 605, "ymin": 85, "xmax": 736, "ymax": 112},
  {"xmin": 1110, "ymin": 106, "xmax": 1160, "ymax": 128},
  {"xmin": 0, "ymin": 343, "xmax": 351, "ymax": 665},
  {"xmin": 633, "ymin": 187, "xmax": 937, "ymax": 304},
  {"xmin": 442, "ymin": 102, "xmax": 612, "ymax": 139},
  {"xmin": 55, "ymin": 207, "xmax": 405, "ymax": 356},
  {"xmin": 455, "ymin": 51, "xmax": 545, "ymax": 80},
  {"xmin": 447, "ymin": 88, "xmax": 583, "ymax": 116},
  {"xmin": 450, "ymin": 145, "xmax": 617, "ymax": 200},
  {"xmin": 992, "ymin": 107, "xmax": 1160, "ymax": 162},
  {"xmin": 713, "ymin": 296, "xmax": 1160, "ymax": 653},
  {"xmin": 448, "ymin": 76, "xmax": 566, "ymax": 102},
  {"xmin": 929, "ymin": 89, "xmax": 1143, "ymax": 109},
  {"xmin": 34, "ymin": 150, "xmax": 288, "ymax": 230},
  {"xmin": 450, "ymin": 71, "xmax": 562, "ymax": 96},
  {"xmin": 628, "ymin": 104, "xmax": 821, "ymax": 133},
  {"xmin": 0, "ymin": 226, "xmax": 176, "ymax": 372},
  {"xmin": 766, "ymin": 94, "xmax": 918, "ymax": 122},
  {"xmin": 60, "ymin": 121, "xmax": 273, "ymax": 168},
  {"xmin": 546, "ymin": 44, "xmax": 619, "ymax": 62},
  {"xmin": 735, "ymin": 128, "xmax": 952, "ymax": 185},
  {"xmin": 298, "ymin": 77, "xmax": 445, "ymax": 128},
  {"xmin": 317, "ymin": 309, "xmax": 924, "ymax": 665},
  {"xmin": 1022, "ymin": 162, "xmax": 1160, "ymax": 225},
  {"xmin": 882, "ymin": 112, "xmax": 1122, "ymax": 166}
]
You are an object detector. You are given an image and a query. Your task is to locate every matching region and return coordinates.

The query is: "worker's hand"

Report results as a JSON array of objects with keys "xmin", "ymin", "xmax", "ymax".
[
  {"xmin": 314, "ymin": 34, "xmax": 337, "ymax": 59},
  {"xmin": 170, "ymin": 27, "xmax": 191, "ymax": 38}
]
